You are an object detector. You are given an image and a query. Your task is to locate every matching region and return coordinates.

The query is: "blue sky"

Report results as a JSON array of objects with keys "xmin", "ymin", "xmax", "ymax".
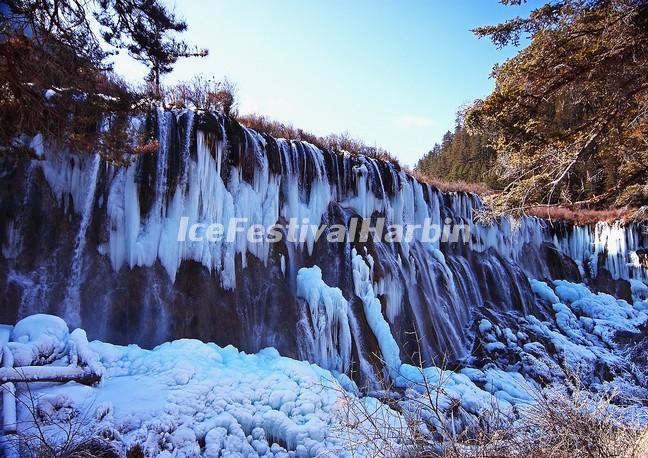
[{"xmin": 112, "ymin": 0, "xmax": 539, "ymax": 166}]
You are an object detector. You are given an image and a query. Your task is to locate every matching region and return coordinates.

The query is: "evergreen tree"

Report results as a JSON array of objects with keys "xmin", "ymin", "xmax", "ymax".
[
  {"xmin": 95, "ymin": 0, "xmax": 208, "ymax": 97},
  {"xmin": 465, "ymin": 0, "xmax": 648, "ymax": 211}
]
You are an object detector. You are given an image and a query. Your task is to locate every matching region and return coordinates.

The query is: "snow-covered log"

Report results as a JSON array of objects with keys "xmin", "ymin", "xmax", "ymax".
[{"xmin": 0, "ymin": 366, "xmax": 100, "ymax": 386}]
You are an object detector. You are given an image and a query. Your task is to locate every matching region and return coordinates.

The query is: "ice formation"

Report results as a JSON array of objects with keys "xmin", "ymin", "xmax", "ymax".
[
  {"xmin": 1, "ymin": 108, "xmax": 647, "ymax": 456},
  {"xmin": 296, "ymin": 266, "xmax": 351, "ymax": 373}
]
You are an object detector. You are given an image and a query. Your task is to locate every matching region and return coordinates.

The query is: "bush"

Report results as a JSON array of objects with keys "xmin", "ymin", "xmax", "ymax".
[
  {"xmin": 164, "ymin": 76, "xmax": 238, "ymax": 116},
  {"xmin": 511, "ymin": 382, "xmax": 648, "ymax": 458},
  {"xmin": 4, "ymin": 385, "xmax": 119, "ymax": 458}
]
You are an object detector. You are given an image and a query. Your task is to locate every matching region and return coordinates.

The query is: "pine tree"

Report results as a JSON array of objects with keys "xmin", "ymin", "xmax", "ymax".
[
  {"xmin": 95, "ymin": 0, "xmax": 208, "ymax": 97},
  {"xmin": 415, "ymin": 122, "xmax": 499, "ymax": 189},
  {"xmin": 465, "ymin": 0, "xmax": 648, "ymax": 211}
]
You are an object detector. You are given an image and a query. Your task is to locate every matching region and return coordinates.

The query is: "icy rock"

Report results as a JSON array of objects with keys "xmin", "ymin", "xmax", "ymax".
[
  {"xmin": 554, "ymin": 280, "xmax": 590, "ymax": 303},
  {"xmin": 529, "ymin": 278, "xmax": 560, "ymax": 304}
]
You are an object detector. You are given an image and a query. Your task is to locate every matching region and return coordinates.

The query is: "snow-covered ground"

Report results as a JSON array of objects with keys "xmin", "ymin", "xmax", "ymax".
[
  {"xmin": 2, "ymin": 314, "xmax": 367, "ymax": 457},
  {"xmin": 0, "ymin": 277, "xmax": 647, "ymax": 457}
]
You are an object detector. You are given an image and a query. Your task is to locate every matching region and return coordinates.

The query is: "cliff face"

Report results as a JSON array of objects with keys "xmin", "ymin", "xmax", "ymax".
[{"xmin": 1, "ymin": 108, "xmax": 646, "ymax": 384}]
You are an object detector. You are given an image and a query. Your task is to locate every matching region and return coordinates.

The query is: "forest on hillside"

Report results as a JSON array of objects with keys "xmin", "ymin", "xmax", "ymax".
[{"xmin": 416, "ymin": 124, "xmax": 499, "ymax": 189}]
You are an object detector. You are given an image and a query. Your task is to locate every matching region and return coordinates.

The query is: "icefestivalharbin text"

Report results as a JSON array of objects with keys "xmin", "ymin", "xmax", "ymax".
[{"xmin": 176, "ymin": 216, "xmax": 471, "ymax": 244}]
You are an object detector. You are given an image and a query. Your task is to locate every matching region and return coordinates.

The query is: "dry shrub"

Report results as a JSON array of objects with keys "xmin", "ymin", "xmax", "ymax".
[
  {"xmin": 237, "ymin": 113, "xmax": 308, "ymax": 140},
  {"xmin": 164, "ymin": 76, "xmax": 238, "ymax": 116},
  {"xmin": 2, "ymin": 382, "xmax": 119, "ymax": 458},
  {"xmin": 329, "ymin": 347, "xmax": 515, "ymax": 458},
  {"xmin": 510, "ymin": 384, "xmax": 648, "ymax": 458}
]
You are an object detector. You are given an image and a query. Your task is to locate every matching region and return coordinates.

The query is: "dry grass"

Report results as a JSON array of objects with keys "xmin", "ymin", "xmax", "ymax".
[
  {"xmin": 525, "ymin": 205, "xmax": 630, "ymax": 225},
  {"xmin": 408, "ymin": 169, "xmax": 492, "ymax": 195}
]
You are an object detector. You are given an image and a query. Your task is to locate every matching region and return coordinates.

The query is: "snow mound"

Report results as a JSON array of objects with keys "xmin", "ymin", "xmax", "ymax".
[
  {"xmin": 6, "ymin": 276, "xmax": 648, "ymax": 457},
  {"xmin": 9, "ymin": 314, "xmax": 70, "ymax": 366}
]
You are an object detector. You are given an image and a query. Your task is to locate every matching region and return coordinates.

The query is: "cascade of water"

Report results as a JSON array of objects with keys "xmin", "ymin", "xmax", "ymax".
[
  {"xmin": 351, "ymin": 248, "xmax": 402, "ymax": 378},
  {"xmin": 60, "ymin": 153, "xmax": 101, "ymax": 328},
  {"xmin": 141, "ymin": 270, "xmax": 170, "ymax": 344},
  {"xmin": 346, "ymin": 306, "xmax": 380, "ymax": 388},
  {"xmin": 179, "ymin": 110, "xmax": 194, "ymax": 190},
  {"xmin": 401, "ymin": 242, "xmax": 471, "ymax": 363}
]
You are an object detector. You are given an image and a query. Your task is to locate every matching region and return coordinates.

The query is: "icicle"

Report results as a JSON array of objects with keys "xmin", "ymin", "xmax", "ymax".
[
  {"xmin": 351, "ymin": 249, "xmax": 402, "ymax": 378},
  {"xmin": 296, "ymin": 266, "xmax": 352, "ymax": 373}
]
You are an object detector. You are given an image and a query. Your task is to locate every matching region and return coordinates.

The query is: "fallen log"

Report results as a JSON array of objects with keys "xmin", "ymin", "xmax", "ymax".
[{"xmin": 0, "ymin": 366, "xmax": 101, "ymax": 386}]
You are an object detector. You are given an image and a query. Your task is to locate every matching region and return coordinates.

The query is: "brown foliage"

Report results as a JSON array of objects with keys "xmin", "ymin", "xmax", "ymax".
[
  {"xmin": 130, "ymin": 139, "xmax": 160, "ymax": 155},
  {"xmin": 0, "ymin": 27, "xmax": 140, "ymax": 161},
  {"xmin": 466, "ymin": 0, "xmax": 648, "ymax": 211}
]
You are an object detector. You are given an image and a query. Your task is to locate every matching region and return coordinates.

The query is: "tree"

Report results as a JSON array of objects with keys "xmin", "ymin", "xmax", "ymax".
[
  {"xmin": 164, "ymin": 76, "xmax": 238, "ymax": 116},
  {"xmin": 95, "ymin": 0, "xmax": 208, "ymax": 97},
  {"xmin": 465, "ymin": 0, "xmax": 648, "ymax": 212}
]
